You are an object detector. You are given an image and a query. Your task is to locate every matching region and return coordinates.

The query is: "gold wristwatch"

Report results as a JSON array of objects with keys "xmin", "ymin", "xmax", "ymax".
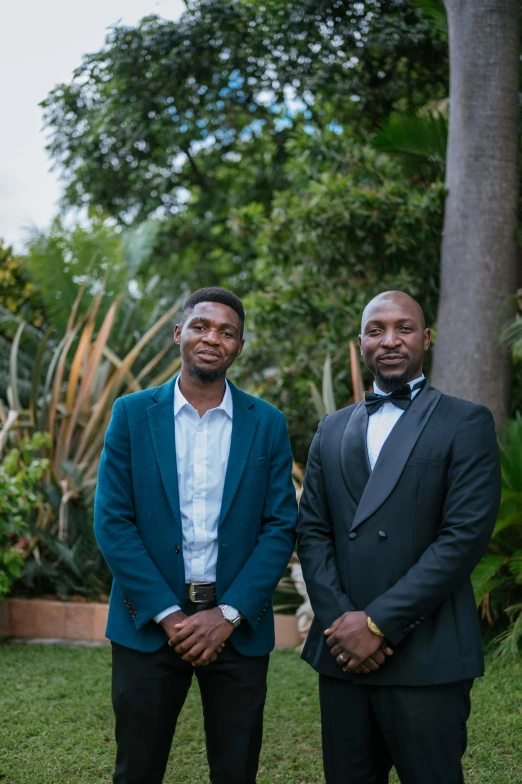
[{"xmin": 367, "ymin": 616, "xmax": 385, "ymax": 638}]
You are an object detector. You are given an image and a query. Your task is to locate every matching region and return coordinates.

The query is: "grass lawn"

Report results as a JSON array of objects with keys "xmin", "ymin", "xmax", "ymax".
[{"xmin": 0, "ymin": 644, "xmax": 521, "ymax": 783}]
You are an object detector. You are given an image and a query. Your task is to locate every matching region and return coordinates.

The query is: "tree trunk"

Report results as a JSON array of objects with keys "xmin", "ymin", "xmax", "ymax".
[{"xmin": 432, "ymin": 0, "xmax": 520, "ymax": 429}]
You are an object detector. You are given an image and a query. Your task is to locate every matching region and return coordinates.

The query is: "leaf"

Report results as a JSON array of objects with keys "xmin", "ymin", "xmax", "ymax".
[
  {"xmin": 322, "ymin": 354, "xmax": 337, "ymax": 415},
  {"xmin": 8, "ymin": 321, "xmax": 25, "ymax": 412},
  {"xmin": 471, "ymin": 554, "xmax": 506, "ymax": 603},
  {"xmin": 413, "ymin": 0, "xmax": 448, "ymax": 40},
  {"xmin": 372, "ymin": 111, "xmax": 448, "ymax": 178},
  {"xmin": 349, "ymin": 340, "xmax": 365, "ymax": 402},
  {"xmin": 309, "ymin": 381, "xmax": 326, "ymax": 421}
]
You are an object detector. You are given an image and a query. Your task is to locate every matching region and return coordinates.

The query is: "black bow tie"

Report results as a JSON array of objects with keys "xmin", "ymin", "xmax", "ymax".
[{"xmin": 365, "ymin": 380, "xmax": 426, "ymax": 415}]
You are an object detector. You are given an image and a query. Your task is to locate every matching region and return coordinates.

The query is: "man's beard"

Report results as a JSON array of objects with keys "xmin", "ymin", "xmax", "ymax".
[
  {"xmin": 191, "ymin": 363, "xmax": 223, "ymax": 383},
  {"xmin": 374, "ymin": 369, "xmax": 410, "ymax": 392}
]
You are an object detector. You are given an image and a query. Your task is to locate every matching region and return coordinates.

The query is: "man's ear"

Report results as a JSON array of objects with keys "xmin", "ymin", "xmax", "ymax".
[
  {"xmin": 423, "ymin": 328, "xmax": 431, "ymax": 351},
  {"xmin": 358, "ymin": 334, "xmax": 363, "ymax": 355},
  {"xmin": 174, "ymin": 324, "xmax": 181, "ymax": 344}
]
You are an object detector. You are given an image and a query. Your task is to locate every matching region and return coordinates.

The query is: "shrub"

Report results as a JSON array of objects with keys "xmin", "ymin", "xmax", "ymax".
[{"xmin": 0, "ymin": 433, "xmax": 50, "ymax": 598}]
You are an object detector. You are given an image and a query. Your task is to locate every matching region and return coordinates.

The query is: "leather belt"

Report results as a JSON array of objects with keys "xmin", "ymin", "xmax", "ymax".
[{"xmin": 186, "ymin": 582, "xmax": 216, "ymax": 604}]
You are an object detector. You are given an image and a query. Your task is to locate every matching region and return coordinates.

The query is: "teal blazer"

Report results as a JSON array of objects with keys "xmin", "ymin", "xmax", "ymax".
[{"xmin": 94, "ymin": 377, "xmax": 297, "ymax": 654}]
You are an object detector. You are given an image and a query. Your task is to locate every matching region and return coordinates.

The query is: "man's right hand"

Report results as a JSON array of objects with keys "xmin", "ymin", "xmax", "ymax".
[{"xmin": 160, "ymin": 610, "xmax": 224, "ymax": 666}]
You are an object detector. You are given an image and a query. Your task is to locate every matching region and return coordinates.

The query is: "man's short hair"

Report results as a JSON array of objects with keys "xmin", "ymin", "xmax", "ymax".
[{"xmin": 181, "ymin": 287, "xmax": 245, "ymax": 334}]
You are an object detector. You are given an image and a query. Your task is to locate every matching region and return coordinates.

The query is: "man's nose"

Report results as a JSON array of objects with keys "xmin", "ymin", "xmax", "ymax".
[
  {"xmin": 381, "ymin": 330, "xmax": 400, "ymax": 347},
  {"xmin": 202, "ymin": 329, "xmax": 220, "ymax": 344}
]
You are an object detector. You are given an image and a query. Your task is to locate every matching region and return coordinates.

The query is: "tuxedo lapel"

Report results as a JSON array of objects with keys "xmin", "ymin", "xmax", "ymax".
[
  {"xmin": 219, "ymin": 383, "xmax": 259, "ymax": 525},
  {"xmin": 340, "ymin": 402, "xmax": 371, "ymax": 504},
  {"xmin": 147, "ymin": 377, "xmax": 182, "ymax": 530},
  {"xmin": 350, "ymin": 382, "xmax": 442, "ymax": 532}
]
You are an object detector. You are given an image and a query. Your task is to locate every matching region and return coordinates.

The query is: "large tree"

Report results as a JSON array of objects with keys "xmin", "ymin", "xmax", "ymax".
[
  {"xmin": 41, "ymin": 0, "xmax": 447, "ymax": 295},
  {"xmin": 431, "ymin": 0, "xmax": 520, "ymax": 427}
]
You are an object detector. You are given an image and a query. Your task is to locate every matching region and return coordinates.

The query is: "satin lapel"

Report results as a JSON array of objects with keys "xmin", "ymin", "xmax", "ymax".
[
  {"xmin": 147, "ymin": 377, "xmax": 182, "ymax": 529},
  {"xmin": 219, "ymin": 383, "xmax": 259, "ymax": 525},
  {"xmin": 351, "ymin": 383, "xmax": 442, "ymax": 532},
  {"xmin": 340, "ymin": 402, "xmax": 371, "ymax": 504}
]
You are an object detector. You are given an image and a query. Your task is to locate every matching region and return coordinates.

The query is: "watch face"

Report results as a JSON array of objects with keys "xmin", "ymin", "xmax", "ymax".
[{"xmin": 221, "ymin": 605, "xmax": 239, "ymax": 624}]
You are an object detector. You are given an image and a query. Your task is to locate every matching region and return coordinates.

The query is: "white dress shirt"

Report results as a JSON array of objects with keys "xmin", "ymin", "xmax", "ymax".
[
  {"xmin": 366, "ymin": 375, "xmax": 425, "ymax": 471},
  {"xmin": 154, "ymin": 377, "xmax": 233, "ymax": 623}
]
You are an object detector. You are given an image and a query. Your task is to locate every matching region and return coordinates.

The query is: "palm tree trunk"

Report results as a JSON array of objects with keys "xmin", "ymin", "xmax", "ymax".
[{"xmin": 432, "ymin": 0, "xmax": 520, "ymax": 429}]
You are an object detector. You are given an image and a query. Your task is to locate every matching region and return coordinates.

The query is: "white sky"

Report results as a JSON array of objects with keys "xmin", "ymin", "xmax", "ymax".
[{"xmin": 0, "ymin": 0, "xmax": 185, "ymax": 252}]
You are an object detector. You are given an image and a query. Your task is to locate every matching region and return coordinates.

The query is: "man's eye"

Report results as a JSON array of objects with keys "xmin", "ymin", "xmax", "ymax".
[{"xmin": 223, "ymin": 332, "xmax": 233, "ymax": 338}]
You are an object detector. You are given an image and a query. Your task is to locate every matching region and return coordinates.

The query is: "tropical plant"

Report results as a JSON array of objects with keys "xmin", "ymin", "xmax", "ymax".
[
  {"xmin": 23, "ymin": 217, "xmax": 161, "ymax": 338},
  {"xmin": 472, "ymin": 415, "xmax": 522, "ymax": 656},
  {"xmin": 372, "ymin": 107, "xmax": 448, "ymax": 180},
  {"xmin": 0, "ymin": 432, "xmax": 50, "ymax": 599},
  {"xmin": 2, "ymin": 285, "xmax": 183, "ymax": 599},
  {"xmin": 309, "ymin": 344, "xmax": 365, "ymax": 421}
]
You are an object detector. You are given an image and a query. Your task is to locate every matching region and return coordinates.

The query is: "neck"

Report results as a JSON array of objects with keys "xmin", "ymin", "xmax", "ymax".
[{"xmin": 178, "ymin": 368, "xmax": 227, "ymax": 417}]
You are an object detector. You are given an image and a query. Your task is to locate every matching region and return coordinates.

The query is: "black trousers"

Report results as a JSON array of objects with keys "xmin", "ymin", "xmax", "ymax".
[
  {"xmin": 319, "ymin": 675, "xmax": 473, "ymax": 784},
  {"xmin": 111, "ymin": 604, "xmax": 269, "ymax": 784}
]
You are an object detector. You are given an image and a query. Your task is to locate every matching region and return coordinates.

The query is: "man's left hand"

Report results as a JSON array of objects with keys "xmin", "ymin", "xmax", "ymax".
[
  {"xmin": 170, "ymin": 608, "xmax": 234, "ymax": 666},
  {"xmin": 325, "ymin": 611, "xmax": 383, "ymax": 671}
]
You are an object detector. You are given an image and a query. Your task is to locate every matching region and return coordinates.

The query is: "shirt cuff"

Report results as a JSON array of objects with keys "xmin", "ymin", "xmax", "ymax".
[{"xmin": 154, "ymin": 605, "xmax": 182, "ymax": 623}]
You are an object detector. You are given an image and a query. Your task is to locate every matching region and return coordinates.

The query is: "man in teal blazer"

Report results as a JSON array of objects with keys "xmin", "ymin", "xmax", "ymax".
[{"xmin": 94, "ymin": 287, "xmax": 297, "ymax": 784}]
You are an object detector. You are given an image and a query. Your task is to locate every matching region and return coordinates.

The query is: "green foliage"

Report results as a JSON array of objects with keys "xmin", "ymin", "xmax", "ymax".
[
  {"xmin": 41, "ymin": 1, "xmax": 447, "ymax": 221},
  {"xmin": 372, "ymin": 108, "xmax": 448, "ymax": 179},
  {"xmin": 2, "ymin": 285, "xmax": 182, "ymax": 600},
  {"xmin": 39, "ymin": 0, "xmax": 448, "ymax": 301},
  {"xmin": 0, "ymin": 433, "xmax": 50, "ymax": 598},
  {"xmin": 23, "ymin": 217, "xmax": 161, "ymax": 337},
  {"xmin": 472, "ymin": 415, "xmax": 522, "ymax": 656},
  {"xmin": 0, "ymin": 241, "xmax": 45, "ymax": 329},
  {"xmin": 413, "ymin": 0, "xmax": 448, "ymax": 41},
  {"xmin": 20, "ymin": 508, "xmax": 112, "ymax": 601}
]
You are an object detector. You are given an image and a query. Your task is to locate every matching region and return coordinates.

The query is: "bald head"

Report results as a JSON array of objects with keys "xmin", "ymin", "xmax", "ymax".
[
  {"xmin": 359, "ymin": 290, "xmax": 431, "ymax": 392},
  {"xmin": 361, "ymin": 291, "xmax": 425, "ymax": 332}
]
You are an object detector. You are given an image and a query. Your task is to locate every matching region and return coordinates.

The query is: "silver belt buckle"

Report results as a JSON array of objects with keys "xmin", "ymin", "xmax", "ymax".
[{"xmin": 189, "ymin": 582, "xmax": 206, "ymax": 603}]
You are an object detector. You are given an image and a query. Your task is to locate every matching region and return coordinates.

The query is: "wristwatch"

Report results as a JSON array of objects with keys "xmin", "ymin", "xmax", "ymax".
[
  {"xmin": 219, "ymin": 604, "xmax": 242, "ymax": 628},
  {"xmin": 367, "ymin": 616, "xmax": 385, "ymax": 638}
]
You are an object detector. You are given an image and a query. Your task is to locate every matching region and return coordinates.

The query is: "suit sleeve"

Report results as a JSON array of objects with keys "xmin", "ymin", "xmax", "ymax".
[
  {"xmin": 94, "ymin": 398, "xmax": 182, "ymax": 629},
  {"xmin": 296, "ymin": 418, "xmax": 357, "ymax": 631},
  {"xmin": 365, "ymin": 406, "xmax": 501, "ymax": 647},
  {"xmin": 219, "ymin": 411, "xmax": 297, "ymax": 629}
]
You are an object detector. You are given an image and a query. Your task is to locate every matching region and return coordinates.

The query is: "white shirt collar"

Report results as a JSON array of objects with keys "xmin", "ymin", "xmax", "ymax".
[
  {"xmin": 174, "ymin": 375, "xmax": 233, "ymax": 419},
  {"xmin": 373, "ymin": 373, "xmax": 425, "ymax": 397}
]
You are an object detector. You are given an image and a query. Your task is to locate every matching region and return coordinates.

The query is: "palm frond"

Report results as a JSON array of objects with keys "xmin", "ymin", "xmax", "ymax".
[
  {"xmin": 372, "ymin": 111, "xmax": 448, "ymax": 179},
  {"xmin": 413, "ymin": 0, "xmax": 448, "ymax": 40}
]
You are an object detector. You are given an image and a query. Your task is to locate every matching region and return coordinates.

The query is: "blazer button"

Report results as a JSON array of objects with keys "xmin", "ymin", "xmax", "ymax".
[
  {"xmin": 378, "ymin": 530, "xmax": 387, "ymax": 539},
  {"xmin": 175, "ymin": 545, "xmax": 181, "ymax": 554},
  {"xmin": 348, "ymin": 532, "xmax": 357, "ymax": 540}
]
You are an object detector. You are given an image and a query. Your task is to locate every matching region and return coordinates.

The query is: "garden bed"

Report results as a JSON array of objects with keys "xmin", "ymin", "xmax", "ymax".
[{"xmin": 0, "ymin": 598, "xmax": 301, "ymax": 647}]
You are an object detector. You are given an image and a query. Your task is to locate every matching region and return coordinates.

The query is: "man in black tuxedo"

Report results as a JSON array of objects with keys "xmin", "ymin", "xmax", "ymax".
[{"xmin": 297, "ymin": 291, "xmax": 501, "ymax": 784}]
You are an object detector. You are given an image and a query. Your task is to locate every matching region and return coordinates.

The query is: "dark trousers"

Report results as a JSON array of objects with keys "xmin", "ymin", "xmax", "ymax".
[
  {"xmin": 319, "ymin": 675, "xmax": 473, "ymax": 784},
  {"xmin": 111, "ymin": 604, "xmax": 269, "ymax": 784}
]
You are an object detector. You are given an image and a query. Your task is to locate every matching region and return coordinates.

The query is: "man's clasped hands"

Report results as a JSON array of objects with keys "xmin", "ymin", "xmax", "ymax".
[
  {"xmin": 324, "ymin": 611, "xmax": 393, "ymax": 674},
  {"xmin": 161, "ymin": 608, "xmax": 233, "ymax": 667}
]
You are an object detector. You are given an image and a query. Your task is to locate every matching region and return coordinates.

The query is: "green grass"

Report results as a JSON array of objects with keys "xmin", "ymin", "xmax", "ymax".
[{"xmin": 0, "ymin": 645, "xmax": 521, "ymax": 783}]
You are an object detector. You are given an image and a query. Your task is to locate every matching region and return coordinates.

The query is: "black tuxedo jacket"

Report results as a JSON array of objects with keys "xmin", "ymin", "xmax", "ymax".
[{"xmin": 296, "ymin": 382, "xmax": 501, "ymax": 686}]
